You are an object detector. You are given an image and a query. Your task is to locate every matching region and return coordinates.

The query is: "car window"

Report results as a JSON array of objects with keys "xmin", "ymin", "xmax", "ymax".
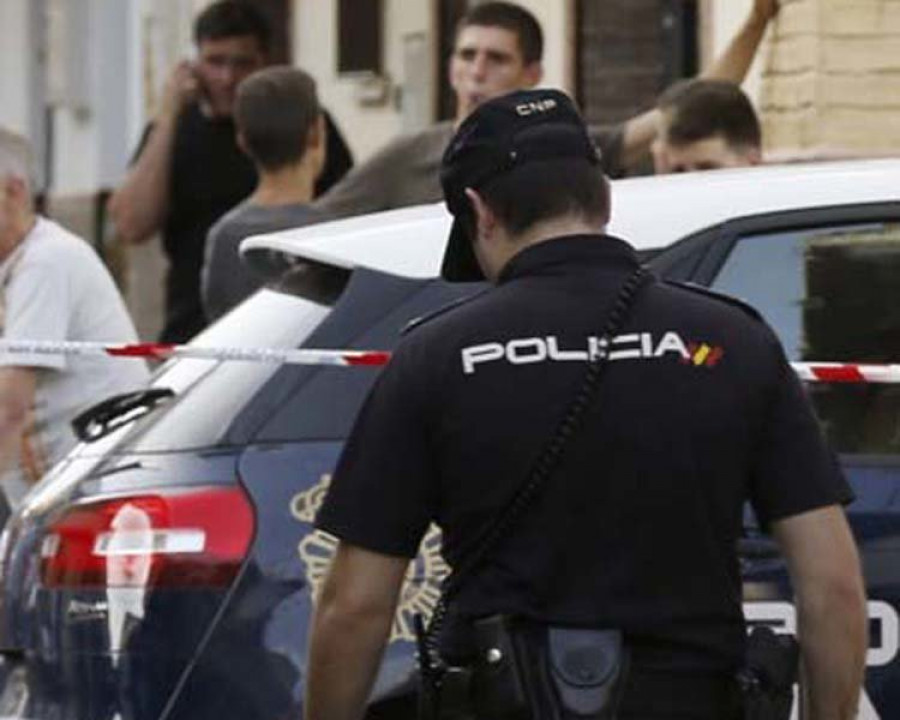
[
  {"xmin": 110, "ymin": 264, "xmax": 348, "ymax": 453},
  {"xmin": 711, "ymin": 221, "xmax": 900, "ymax": 456},
  {"xmin": 646, "ymin": 228, "xmax": 718, "ymax": 282},
  {"xmin": 251, "ymin": 280, "xmax": 479, "ymax": 443}
]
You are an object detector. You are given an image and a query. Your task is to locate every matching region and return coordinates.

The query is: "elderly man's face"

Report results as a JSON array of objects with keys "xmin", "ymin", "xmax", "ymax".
[
  {"xmin": 0, "ymin": 175, "xmax": 29, "ymax": 260},
  {"xmin": 449, "ymin": 25, "xmax": 541, "ymax": 122}
]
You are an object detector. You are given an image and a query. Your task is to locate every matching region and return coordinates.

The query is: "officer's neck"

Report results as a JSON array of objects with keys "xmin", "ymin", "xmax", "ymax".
[{"xmin": 487, "ymin": 215, "xmax": 607, "ymax": 281}]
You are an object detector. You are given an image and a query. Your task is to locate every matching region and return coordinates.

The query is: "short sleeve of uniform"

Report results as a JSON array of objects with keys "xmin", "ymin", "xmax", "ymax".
[
  {"xmin": 316, "ymin": 340, "xmax": 437, "ymax": 558},
  {"xmin": 588, "ymin": 124, "xmax": 626, "ymax": 179},
  {"xmin": 0, "ymin": 260, "xmax": 68, "ymax": 370},
  {"xmin": 750, "ymin": 337, "xmax": 853, "ymax": 527}
]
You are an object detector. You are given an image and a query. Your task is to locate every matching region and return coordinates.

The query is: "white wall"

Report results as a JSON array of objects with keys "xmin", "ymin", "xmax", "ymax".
[
  {"xmin": 0, "ymin": 0, "xmax": 32, "ymax": 135},
  {"xmin": 294, "ymin": 0, "xmax": 434, "ymax": 162},
  {"xmin": 49, "ymin": 0, "xmax": 202, "ymax": 195},
  {"xmin": 514, "ymin": 0, "xmax": 572, "ymax": 92}
]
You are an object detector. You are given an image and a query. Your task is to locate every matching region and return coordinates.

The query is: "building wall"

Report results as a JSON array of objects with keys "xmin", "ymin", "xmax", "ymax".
[
  {"xmin": 294, "ymin": 0, "xmax": 433, "ymax": 162},
  {"xmin": 761, "ymin": 0, "xmax": 900, "ymax": 159},
  {"xmin": 294, "ymin": 0, "xmax": 574, "ymax": 164},
  {"xmin": 0, "ymin": 0, "xmax": 32, "ymax": 137}
]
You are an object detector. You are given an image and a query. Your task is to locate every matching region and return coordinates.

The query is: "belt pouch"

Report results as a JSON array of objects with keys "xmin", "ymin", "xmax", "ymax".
[
  {"xmin": 470, "ymin": 615, "xmax": 532, "ymax": 720},
  {"xmin": 738, "ymin": 626, "xmax": 798, "ymax": 720},
  {"xmin": 470, "ymin": 616, "xmax": 629, "ymax": 720}
]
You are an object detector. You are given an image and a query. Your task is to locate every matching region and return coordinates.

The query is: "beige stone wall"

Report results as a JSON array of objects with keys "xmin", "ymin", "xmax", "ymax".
[{"xmin": 761, "ymin": 0, "xmax": 900, "ymax": 160}]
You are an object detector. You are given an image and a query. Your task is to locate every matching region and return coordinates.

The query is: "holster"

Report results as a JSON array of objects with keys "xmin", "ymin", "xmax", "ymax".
[
  {"xmin": 469, "ymin": 615, "xmax": 629, "ymax": 720},
  {"xmin": 737, "ymin": 626, "xmax": 799, "ymax": 720}
]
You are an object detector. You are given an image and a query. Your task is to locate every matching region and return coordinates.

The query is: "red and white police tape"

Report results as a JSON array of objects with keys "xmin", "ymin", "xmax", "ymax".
[
  {"xmin": 0, "ymin": 339, "xmax": 390, "ymax": 368},
  {"xmin": 0, "ymin": 339, "xmax": 899, "ymax": 383}
]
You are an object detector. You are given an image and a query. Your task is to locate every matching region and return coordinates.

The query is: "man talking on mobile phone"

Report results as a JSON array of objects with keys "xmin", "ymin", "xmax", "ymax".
[{"xmin": 108, "ymin": 1, "xmax": 353, "ymax": 344}]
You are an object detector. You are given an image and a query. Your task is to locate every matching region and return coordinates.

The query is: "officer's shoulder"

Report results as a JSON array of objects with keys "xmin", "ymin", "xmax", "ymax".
[
  {"xmin": 402, "ymin": 288, "xmax": 489, "ymax": 336},
  {"xmin": 662, "ymin": 280, "xmax": 764, "ymax": 323}
]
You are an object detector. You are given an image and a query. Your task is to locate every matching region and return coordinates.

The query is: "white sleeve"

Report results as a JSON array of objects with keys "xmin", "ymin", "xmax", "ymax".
[{"xmin": 0, "ymin": 260, "xmax": 69, "ymax": 370}]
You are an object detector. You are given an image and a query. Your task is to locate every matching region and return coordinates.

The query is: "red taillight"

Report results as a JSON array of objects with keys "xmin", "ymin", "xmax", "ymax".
[{"xmin": 40, "ymin": 487, "xmax": 255, "ymax": 589}]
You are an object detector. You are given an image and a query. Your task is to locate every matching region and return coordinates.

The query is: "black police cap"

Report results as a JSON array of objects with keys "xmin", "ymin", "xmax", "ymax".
[{"xmin": 439, "ymin": 89, "xmax": 601, "ymax": 282}]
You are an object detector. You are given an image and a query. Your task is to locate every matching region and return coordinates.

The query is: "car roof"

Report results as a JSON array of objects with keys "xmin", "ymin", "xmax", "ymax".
[{"xmin": 242, "ymin": 158, "xmax": 900, "ymax": 280}]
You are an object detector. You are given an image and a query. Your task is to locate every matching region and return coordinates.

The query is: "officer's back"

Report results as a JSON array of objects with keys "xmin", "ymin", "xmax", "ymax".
[{"xmin": 307, "ymin": 90, "xmax": 866, "ymax": 720}]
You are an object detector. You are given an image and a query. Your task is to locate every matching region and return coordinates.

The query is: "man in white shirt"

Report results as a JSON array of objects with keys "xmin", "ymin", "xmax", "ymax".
[{"xmin": 0, "ymin": 128, "xmax": 149, "ymax": 515}]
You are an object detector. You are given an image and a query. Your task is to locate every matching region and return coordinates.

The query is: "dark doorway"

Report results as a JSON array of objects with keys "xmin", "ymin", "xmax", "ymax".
[
  {"xmin": 255, "ymin": 0, "xmax": 292, "ymax": 64},
  {"xmin": 337, "ymin": 0, "xmax": 383, "ymax": 74},
  {"xmin": 575, "ymin": 0, "xmax": 698, "ymax": 127},
  {"xmin": 436, "ymin": 0, "xmax": 471, "ymax": 121}
]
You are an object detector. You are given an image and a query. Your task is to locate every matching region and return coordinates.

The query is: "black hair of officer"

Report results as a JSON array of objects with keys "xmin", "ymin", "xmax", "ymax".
[{"xmin": 440, "ymin": 89, "xmax": 609, "ymax": 282}]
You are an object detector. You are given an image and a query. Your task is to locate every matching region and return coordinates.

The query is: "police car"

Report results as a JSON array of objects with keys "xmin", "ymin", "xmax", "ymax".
[{"xmin": 0, "ymin": 159, "xmax": 898, "ymax": 719}]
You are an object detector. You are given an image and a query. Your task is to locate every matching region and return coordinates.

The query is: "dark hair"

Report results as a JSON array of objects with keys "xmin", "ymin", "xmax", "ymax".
[
  {"xmin": 658, "ymin": 80, "xmax": 761, "ymax": 150},
  {"xmin": 235, "ymin": 66, "xmax": 320, "ymax": 171},
  {"xmin": 194, "ymin": 0, "xmax": 271, "ymax": 52},
  {"xmin": 458, "ymin": 2, "xmax": 544, "ymax": 65},
  {"xmin": 476, "ymin": 159, "xmax": 609, "ymax": 235}
]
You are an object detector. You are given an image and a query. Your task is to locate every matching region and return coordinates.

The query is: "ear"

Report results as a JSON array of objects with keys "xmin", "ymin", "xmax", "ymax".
[
  {"xmin": 522, "ymin": 61, "xmax": 543, "ymax": 88},
  {"xmin": 598, "ymin": 175, "xmax": 611, "ymax": 225},
  {"xmin": 465, "ymin": 187, "xmax": 497, "ymax": 239},
  {"xmin": 650, "ymin": 138, "xmax": 669, "ymax": 174},
  {"xmin": 5, "ymin": 176, "xmax": 28, "ymax": 205},
  {"xmin": 308, "ymin": 114, "xmax": 325, "ymax": 150},
  {"xmin": 746, "ymin": 147, "xmax": 763, "ymax": 166}
]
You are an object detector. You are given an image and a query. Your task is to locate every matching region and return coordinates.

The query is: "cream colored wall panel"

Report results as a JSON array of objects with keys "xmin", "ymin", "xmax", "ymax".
[
  {"xmin": 820, "ymin": 108, "xmax": 900, "ymax": 150},
  {"xmin": 512, "ymin": 0, "xmax": 571, "ymax": 92},
  {"xmin": 775, "ymin": 1, "xmax": 819, "ymax": 37},
  {"xmin": 767, "ymin": 34, "xmax": 819, "ymax": 74},
  {"xmin": 761, "ymin": 0, "xmax": 900, "ymax": 157},
  {"xmin": 819, "ymin": 74, "xmax": 900, "ymax": 108},
  {"xmin": 759, "ymin": 72, "xmax": 817, "ymax": 108},
  {"xmin": 294, "ymin": 0, "xmax": 419, "ymax": 162},
  {"xmin": 820, "ymin": 2, "xmax": 900, "ymax": 35},
  {"xmin": 820, "ymin": 37, "xmax": 900, "ymax": 72}
]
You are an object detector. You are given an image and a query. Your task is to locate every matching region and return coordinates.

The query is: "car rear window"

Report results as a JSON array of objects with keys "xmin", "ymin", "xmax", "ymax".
[
  {"xmin": 710, "ymin": 221, "xmax": 900, "ymax": 456},
  {"xmin": 247, "ymin": 279, "xmax": 473, "ymax": 443},
  {"xmin": 112, "ymin": 264, "xmax": 347, "ymax": 453}
]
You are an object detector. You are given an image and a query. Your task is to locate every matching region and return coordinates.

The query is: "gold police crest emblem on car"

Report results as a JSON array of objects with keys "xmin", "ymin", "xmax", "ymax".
[{"xmin": 292, "ymin": 475, "xmax": 450, "ymax": 643}]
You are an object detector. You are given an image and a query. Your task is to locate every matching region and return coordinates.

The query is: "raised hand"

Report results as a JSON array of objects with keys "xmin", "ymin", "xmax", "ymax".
[
  {"xmin": 158, "ymin": 60, "xmax": 200, "ymax": 120},
  {"xmin": 752, "ymin": 0, "xmax": 780, "ymax": 23}
]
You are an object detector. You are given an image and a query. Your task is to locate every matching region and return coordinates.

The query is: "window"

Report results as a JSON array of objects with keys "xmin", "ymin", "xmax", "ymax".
[
  {"xmin": 711, "ymin": 221, "xmax": 900, "ymax": 455},
  {"xmin": 338, "ymin": 0, "xmax": 383, "ymax": 74},
  {"xmin": 253, "ymin": 278, "xmax": 476, "ymax": 443},
  {"xmin": 576, "ymin": 0, "xmax": 698, "ymax": 130}
]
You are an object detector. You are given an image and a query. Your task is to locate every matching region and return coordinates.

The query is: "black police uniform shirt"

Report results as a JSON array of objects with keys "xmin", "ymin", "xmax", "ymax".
[
  {"xmin": 132, "ymin": 104, "xmax": 353, "ymax": 344},
  {"xmin": 316, "ymin": 234, "xmax": 851, "ymax": 676}
]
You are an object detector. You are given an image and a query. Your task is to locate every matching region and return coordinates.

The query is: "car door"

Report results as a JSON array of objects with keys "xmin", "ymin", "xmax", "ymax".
[{"xmin": 651, "ymin": 203, "xmax": 900, "ymax": 719}]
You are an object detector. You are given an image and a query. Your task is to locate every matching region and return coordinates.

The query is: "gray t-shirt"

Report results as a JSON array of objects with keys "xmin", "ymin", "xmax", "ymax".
[
  {"xmin": 201, "ymin": 201, "xmax": 324, "ymax": 322},
  {"xmin": 0, "ymin": 218, "xmax": 149, "ymax": 507},
  {"xmin": 314, "ymin": 120, "xmax": 626, "ymax": 220}
]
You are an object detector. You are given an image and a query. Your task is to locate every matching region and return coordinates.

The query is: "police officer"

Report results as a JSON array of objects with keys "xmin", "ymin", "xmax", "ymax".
[{"xmin": 304, "ymin": 89, "xmax": 867, "ymax": 720}]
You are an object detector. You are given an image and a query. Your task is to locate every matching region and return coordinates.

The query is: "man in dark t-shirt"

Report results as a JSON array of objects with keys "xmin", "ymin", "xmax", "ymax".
[
  {"xmin": 305, "ymin": 91, "xmax": 867, "ymax": 720},
  {"xmin": 109, "ymin": 1, "xmax": 352, "ymax": 343}
]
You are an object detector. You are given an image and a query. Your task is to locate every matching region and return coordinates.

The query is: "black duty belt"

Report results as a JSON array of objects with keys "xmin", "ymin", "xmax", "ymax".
[{"xmin": 618, "ymin": 670, "xmax": 743, "ymax": 719}]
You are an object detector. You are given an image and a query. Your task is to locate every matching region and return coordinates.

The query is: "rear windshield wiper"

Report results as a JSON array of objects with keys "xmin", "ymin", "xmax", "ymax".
[{"xmin": 72, "ymin": 388, "xmax": 175, "ymax": 443}]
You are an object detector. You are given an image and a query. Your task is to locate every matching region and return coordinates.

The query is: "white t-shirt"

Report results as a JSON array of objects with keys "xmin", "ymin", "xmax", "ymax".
[{"xmin": 0, "ymin": 218, "xmax": 149, "ymax": 506}]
